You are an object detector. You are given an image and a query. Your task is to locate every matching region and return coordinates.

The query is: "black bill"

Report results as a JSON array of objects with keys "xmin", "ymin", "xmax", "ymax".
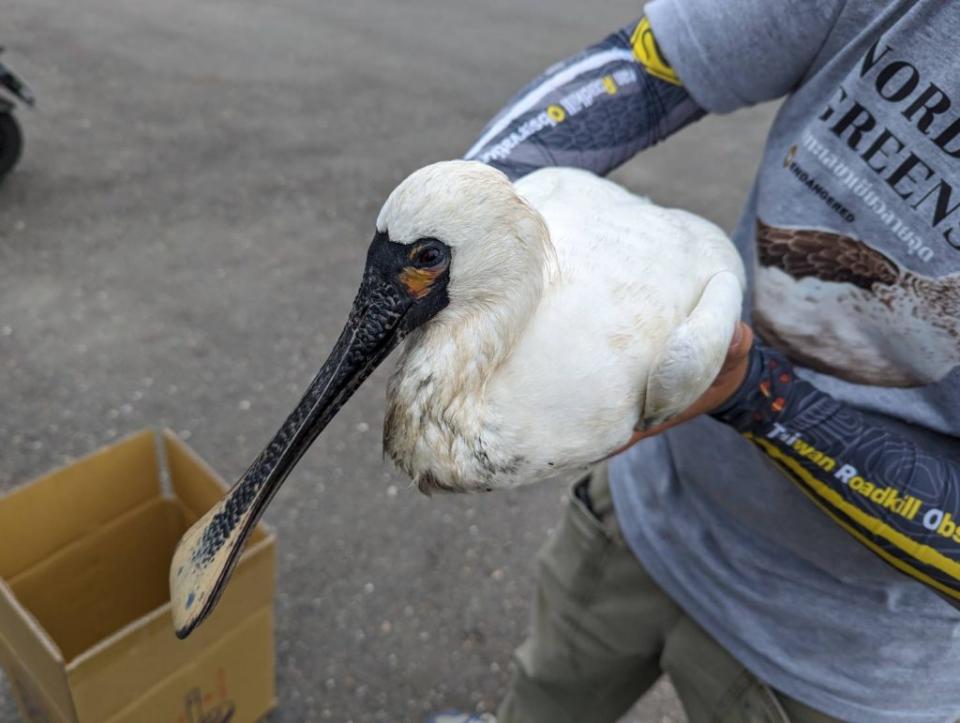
[{"xmin": 170, "ymin": 233, "xmax": 448, "ymax": 638}]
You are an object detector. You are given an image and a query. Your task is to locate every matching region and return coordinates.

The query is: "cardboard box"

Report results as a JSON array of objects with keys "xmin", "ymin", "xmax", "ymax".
[{"xmin": 0, "ymin": 429, "xmax": 276, "ymax": 722}]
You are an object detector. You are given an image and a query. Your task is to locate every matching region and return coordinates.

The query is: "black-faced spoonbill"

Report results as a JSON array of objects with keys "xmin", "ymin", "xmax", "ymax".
[{"xmin": 170, "ymin": 160, "xmax": 745, "ymax": 637}]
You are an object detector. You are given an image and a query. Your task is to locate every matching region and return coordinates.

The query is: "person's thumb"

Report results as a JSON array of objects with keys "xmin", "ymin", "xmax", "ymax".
[{"xmin": 717, "ymin": 322, "xmax": 753, "ymax": 377}]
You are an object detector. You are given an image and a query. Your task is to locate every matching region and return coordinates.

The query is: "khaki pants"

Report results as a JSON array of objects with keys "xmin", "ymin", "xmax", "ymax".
[{"xmin": 498, "ymin": 465, "xmax": 838, "ymax": 723}]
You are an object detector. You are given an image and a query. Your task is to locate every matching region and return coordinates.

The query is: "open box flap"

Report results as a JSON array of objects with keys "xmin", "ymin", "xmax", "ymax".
[
  {"xmin": 0, "ymin": 580, "xmax": 77, "ymax": 721},
  {"xmin": 65, "ymin": 526, "xmax": 275, "ymax": 722},
  {"xmin": 0, "ymin": 430, "xmax": 162, "ymax": 580},
  {"xmin": 8, "ymin": 498, "xmax": 185, "ymax": 662}
]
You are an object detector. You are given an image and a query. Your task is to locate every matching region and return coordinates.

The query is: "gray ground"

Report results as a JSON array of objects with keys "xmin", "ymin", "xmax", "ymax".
[{"xmin": 0, "ymin": 1, "xmax": 776, "ymax": 720}]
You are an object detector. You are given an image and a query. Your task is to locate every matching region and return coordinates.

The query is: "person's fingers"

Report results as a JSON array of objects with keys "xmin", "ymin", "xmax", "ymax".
[{"xmin": 731, "ymin": 321, "xmax": 754, "ymax": 357}]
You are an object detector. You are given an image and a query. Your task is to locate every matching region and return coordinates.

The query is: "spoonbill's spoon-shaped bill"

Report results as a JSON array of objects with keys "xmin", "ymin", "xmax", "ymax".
[
  {"xmin": 170, "ymin": 160, "xmax": 745, "ymax": 638},
  {"xmin": 169, "ymin": 234, "xmax": 454, "ymax": 638}
]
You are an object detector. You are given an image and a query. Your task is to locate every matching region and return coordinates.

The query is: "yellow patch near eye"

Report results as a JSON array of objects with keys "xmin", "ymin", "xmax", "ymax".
[{"xmin": 400, "ymin": 267, "xmax": 438, "ymax": 299}]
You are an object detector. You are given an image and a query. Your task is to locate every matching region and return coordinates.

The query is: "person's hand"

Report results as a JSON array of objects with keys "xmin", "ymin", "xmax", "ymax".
[{"xmin": 609, "ymin": 322, "xmax": 754, "ymax": 456}]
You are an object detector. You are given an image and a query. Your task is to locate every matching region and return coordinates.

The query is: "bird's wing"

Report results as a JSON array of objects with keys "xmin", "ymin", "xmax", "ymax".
[
  {"xmin": 642, "ymin": 270, "xmax": 742, "ymax": 427},
  {"xmin": 503, "ymin": 169, "xmax": 745, "ymax": 459},
  {"xmin": 518, "ymin": 167, "xmax": 744, "ymax": 284},
  {"xmin": 756, "ymin": 219, "xmax": 900, "ymax": 289}
]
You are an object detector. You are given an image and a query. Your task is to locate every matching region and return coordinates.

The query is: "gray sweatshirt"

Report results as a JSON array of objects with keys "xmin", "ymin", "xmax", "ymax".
[
  {"xmin": 613, "ymin": 2, "xmax": 960, "ymax": 721},
  {"xmin": 465, "ymin": 1, "xmax": 960, "ymax": 719}
]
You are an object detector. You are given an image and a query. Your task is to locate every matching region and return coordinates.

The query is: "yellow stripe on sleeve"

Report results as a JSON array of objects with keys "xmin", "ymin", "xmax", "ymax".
[{"xmin": 750, "ymin": 434, "xmax": 960, "ymax": 588}]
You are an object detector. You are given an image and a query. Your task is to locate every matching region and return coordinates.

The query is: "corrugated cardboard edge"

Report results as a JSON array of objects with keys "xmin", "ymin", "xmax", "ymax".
[
  {"xmin": 2, "ymin": 428, "xmax": 158, "ymax": 499},
  {"xmin": 0, "ymin": 578, "xmax": 77, "ymax": 721},
  {"xmin": 0, "ymin": 429, "xmax": 161, "ymax": 581}
]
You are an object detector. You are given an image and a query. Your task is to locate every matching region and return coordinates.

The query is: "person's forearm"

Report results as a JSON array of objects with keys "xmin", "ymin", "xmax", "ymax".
[
  {"xmin": 712, "ymin": 343, "xmax": 960, "ymax": 606},
  {"xmin": 465, "ymin": 17, "xmax": 705, "ymax": 180}
]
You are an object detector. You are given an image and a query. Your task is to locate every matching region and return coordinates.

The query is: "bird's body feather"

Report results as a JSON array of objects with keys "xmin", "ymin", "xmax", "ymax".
[{"xmin": 385, "ymin": 167, "xmax": 744, "ymax": 491}]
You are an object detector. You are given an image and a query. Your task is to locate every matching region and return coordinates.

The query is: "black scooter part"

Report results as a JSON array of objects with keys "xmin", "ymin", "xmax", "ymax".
[{"xmin": 0, "ymin": 108, "xmax": 23, "ymax": 181}]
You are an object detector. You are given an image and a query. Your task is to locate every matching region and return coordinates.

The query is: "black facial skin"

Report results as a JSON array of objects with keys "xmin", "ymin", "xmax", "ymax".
[
  {"xmin": 181, "ymin": 231, "xmax": 450, "ymax": 636},
  {"xmin": 368, "ymin": 231, "xmax": 450, "ymax": 332}
]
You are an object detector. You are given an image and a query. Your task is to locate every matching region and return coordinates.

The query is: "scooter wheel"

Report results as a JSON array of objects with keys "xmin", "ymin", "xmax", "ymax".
[{"xmin": 0, "ymin": 111, "xmax": 23, "ymax": 182}]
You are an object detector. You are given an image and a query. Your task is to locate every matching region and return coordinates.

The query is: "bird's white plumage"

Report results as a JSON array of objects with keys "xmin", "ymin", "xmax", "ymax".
[{"xmin": 381, "ymin": 162, "xmax": 744, "ymax": 492}]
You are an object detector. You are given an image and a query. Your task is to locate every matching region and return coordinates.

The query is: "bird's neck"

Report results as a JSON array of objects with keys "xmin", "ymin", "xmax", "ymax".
[
  {"xmin": 384, "ymin": 213, "xmax": 557, "ymax": 491},
  {"xmin": 430, "ymin": 221, "xmax": 556, "ymax": 384}
]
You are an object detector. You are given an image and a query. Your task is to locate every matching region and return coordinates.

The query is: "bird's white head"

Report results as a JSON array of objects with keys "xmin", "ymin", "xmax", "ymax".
[{"xmin": 375, "ymin": 160, "xmax": 553, "ymax": 333}]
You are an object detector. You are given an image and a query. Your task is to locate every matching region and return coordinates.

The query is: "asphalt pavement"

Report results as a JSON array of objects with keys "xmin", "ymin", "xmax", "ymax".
[{"xmin": 1, "ymin": 1, "xmax": 777, "ymax": 720}]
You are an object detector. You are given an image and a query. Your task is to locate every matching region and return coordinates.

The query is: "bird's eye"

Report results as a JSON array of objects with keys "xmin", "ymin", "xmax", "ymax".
[{"xmin": 415, "ymin": 246, "xmax": 444, "ymax": 267}]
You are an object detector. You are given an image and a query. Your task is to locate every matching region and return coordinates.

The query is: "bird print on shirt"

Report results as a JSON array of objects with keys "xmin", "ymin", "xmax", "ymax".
[{"xmin": 753, "ymin": 219, "xmax": 960, "ymax": 387}]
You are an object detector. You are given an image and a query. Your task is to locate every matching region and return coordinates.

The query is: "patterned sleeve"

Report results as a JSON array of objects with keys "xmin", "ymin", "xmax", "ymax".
[
  {"xmin": 712, "ymin": 342, "xmax": 960, "ymax": 608},
  {"xmin": 464, "ymin": 17, "xmax": 705, "ymax": 180}
]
